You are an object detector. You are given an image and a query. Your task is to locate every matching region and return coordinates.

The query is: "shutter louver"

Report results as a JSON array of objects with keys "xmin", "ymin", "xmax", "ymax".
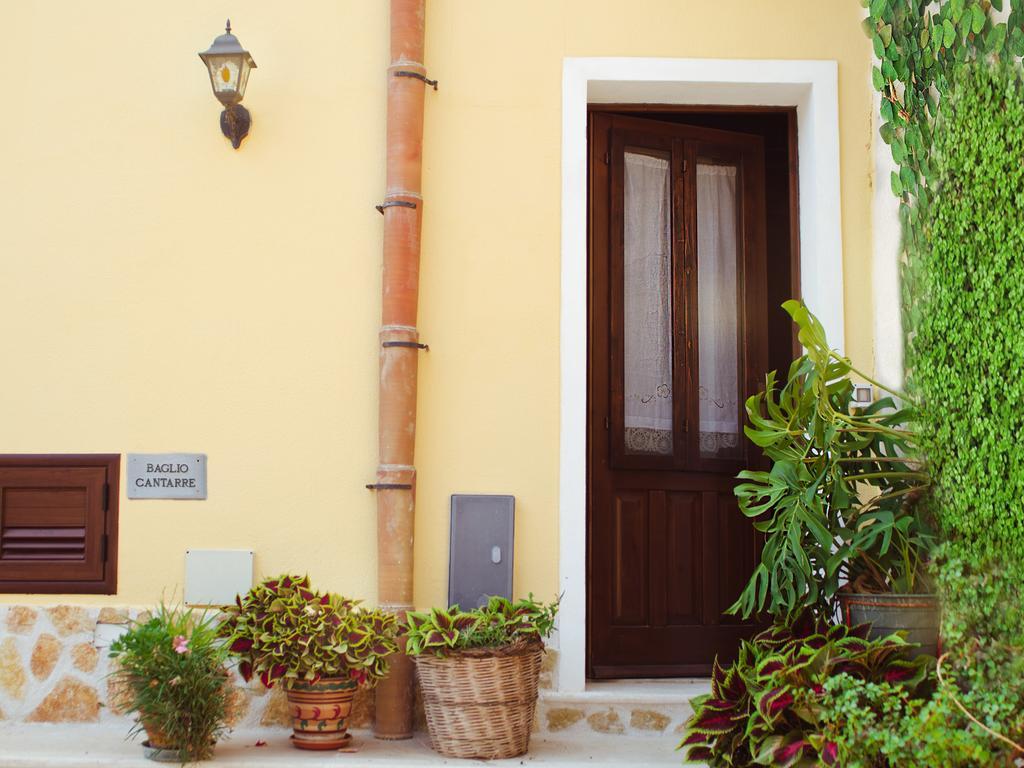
[
  {"xmin": 1, "ymin": 488, "xmax": 88, "ymax": 560},
  {"xmin": 0, "ymin": 459, "xmax": 117, "ymax": 594}
]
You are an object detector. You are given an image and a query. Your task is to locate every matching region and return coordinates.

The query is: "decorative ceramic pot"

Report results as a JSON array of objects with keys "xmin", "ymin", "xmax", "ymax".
[
  {"xmin": 285, "ymin": 677, "xmax": 359, "ymax": 750},
  {"xmin": 838, "ymin": 592, "xmax": 940, "ymax": 657}
]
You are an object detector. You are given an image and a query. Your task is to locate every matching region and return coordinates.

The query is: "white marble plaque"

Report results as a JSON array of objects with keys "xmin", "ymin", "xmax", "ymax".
[{"xmin": 127, "ymin": 453, "xmax": 207, "ymax": 499}]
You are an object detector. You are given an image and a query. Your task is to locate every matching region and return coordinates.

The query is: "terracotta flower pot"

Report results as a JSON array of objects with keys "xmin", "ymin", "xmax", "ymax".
[
  {"xmin": 141, "ymin": 719, "xmax": 174, "ymax": 751},
  {"xmin": 285, "ymin": 677, "xmax": 359, "ymax": 750}
]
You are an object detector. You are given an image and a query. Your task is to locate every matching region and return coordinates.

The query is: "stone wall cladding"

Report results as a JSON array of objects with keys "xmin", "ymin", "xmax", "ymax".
[
  {"xmin": 0, "ymin": 606, "xmax": 434, "ymax": 732},
  {"xmin": 0, "ymin": 605, "xmax": 266, "ymax": 727},
  {"xmin": 0, "ymin": 612, "xmax": 683, "ymax": 738}
]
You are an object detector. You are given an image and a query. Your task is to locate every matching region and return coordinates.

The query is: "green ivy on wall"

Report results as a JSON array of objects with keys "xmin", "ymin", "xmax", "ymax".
[
  {"xmin": 860, "ymin": 12, "xmax": 1024, "ymax": 757},
  {"xmin": 844, "ymin": 10, "xmax": 1024, "ymax": 757},
  {"xmin": 865, "ymin": 1, "xmax": 1024, "ymax": 559},
  {"xmin": 865, "ymin": 0, "xmax": 1023, "ymax": 236},
  {"xmin": 906, "ymin": 62, "xmax": 1024, "ymax": 560},
  {"xmin": 866, "ymin": 0, "xmax": 1020, "ymax": 304}
]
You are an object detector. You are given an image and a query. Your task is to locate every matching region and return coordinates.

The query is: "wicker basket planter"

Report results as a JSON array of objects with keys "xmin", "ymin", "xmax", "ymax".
[{"xmin": 414, "ymin": 640, "xmax": 544, "ymax": 759}]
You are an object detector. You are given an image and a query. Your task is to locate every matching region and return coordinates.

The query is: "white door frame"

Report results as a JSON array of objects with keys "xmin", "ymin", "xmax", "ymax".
[{"xmin": 557, "ymin": 57, "xmax": 844, "ymax": 692}]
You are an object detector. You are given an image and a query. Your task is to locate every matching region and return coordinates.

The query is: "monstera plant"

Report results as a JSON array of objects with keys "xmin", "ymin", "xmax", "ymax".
[
  {"xmin": 219, "ymin": 574, "xmax": 396, "ymax": 750},
  {"xmin": 730, "ymin": 301, "xmax": 933, "ymax": 622}
]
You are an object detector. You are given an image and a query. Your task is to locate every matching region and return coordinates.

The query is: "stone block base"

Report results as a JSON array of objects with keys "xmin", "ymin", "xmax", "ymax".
[{"xmin": 1, "ymin": 607, "xmax": 691, "ymax": 742}]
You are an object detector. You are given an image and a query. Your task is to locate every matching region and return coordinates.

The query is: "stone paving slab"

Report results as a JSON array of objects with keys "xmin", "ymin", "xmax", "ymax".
[{"xmin": 0, "ymin": 725, "xmax": 700, "ymax": 767}]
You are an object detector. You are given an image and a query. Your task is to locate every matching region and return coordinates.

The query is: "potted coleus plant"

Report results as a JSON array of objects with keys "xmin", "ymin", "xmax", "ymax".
[
  {"xmin": 731, "ymin": 301, "xmax": 938, "ymax": 653},
  {"xmin": 679, "ymin": 613, "xmax": 931, "ymax": 767},
  {"xmin": 108, "ymin": 603, "xmax": 232, "ymax": 763},
  {"xmin": 219, "ymin": 574, "xmax": 397, "ymax": 750},
  {"xmin": 403, "ymin": 595, "xmax": 559, "ymax": 760}
]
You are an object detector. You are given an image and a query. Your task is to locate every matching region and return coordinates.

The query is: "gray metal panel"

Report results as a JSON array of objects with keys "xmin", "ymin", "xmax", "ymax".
[{"xmin": 448, "ymin": 494, "xmax": 514, "ymax": 610}]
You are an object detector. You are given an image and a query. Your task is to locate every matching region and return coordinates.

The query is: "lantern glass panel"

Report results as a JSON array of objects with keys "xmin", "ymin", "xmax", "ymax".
[
  {"xmin": 237, "ymin": 58, "xmax": 253, "ymax": 100},
  {"xmin": 205, "ymin": 54, "xmax": 243, "ymax": 104}
]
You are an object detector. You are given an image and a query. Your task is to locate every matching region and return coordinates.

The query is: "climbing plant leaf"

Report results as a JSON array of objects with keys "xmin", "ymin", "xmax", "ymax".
[
  {"xmin": 971, "ymin": 4, "xmax": 987, "ymax": 35},
  {"xmin": 943, "ymin": 18, "xmax": 956, "ymax": 48},
  {"xmin": 872, "ymin": 66, "xmax": 885, "ymax": 90}
]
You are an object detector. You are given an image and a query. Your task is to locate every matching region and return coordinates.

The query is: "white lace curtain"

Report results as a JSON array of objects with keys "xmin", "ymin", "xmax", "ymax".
[
  {"xmin": 623, "ymin": 152, "xmax": 673, "ymax": 455},
  {"xmin": 622, "ymin": 152, "xmax": 740, "ymax": 458},
  {"xmin": 696, "ymin": 164, "xmax": 740, "ymax": 458}
]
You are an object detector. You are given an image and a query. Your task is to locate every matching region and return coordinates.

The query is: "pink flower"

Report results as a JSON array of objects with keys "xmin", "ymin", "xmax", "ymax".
[{"xmin": 173, "ymin": 635, "xmax": 190, "ymax": 654}]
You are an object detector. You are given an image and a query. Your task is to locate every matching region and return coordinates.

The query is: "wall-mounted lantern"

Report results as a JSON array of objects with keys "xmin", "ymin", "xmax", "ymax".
[{"xmin": 199, "ymin": 20, "xmax": 256, "ymax": 149}]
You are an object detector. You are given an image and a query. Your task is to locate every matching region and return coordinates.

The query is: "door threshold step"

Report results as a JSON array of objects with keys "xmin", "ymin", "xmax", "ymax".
[
  {"xmin": 536, "ymin": 679, "xmax": 709, "ymax": 738},
  {"xmin": 551, "ymin": 678, "xmax": 711, "ymax": 703}
]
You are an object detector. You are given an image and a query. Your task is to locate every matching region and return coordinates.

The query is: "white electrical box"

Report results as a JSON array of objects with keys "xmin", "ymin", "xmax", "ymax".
[
  {"xmin": 851, "ymin": 383, "xmax": 874, "ymax": 409},
  {"xmin": 185, "ymin": 549, "xmax": 253, "ymax": 606}
]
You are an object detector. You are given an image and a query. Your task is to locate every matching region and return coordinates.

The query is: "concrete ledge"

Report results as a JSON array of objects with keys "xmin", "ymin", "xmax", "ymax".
[{"xmin": 0, "ymin": 724, "xmax": 698, "ymax": 766}]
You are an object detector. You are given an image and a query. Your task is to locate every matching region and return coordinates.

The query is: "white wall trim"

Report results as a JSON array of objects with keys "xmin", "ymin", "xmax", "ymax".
[
  {"xmin": 558, "ymin": 57, "xmax": 844, "ymax": 693},
  {"xmin": 871, "ymin": 87, "xmax": 904, "ymax": 390}
]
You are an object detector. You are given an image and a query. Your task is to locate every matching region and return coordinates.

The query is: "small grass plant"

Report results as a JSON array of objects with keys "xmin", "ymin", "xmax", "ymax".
[{"xmin": 108, "ymin": 603, "xmax": 231, "ymax": 763}]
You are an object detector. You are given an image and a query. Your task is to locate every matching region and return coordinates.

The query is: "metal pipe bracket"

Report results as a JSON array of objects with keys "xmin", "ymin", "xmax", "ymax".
[{"xmin": 394, "ymin": 70, "xmax": 438, "ymax": 90}]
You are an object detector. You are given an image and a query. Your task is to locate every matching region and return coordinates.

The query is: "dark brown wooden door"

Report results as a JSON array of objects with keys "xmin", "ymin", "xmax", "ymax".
[{"xmin": 588, "ymin": 114, "xmax": 769, "ymax": 677}]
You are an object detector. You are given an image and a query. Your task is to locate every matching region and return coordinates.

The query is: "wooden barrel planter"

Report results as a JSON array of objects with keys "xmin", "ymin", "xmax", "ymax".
[
  {"xmin": 839, "ymin": 593, "xmax": 940, "ymax": 658},
  {"xmin": 414, "ymin": 640, "xmax": 544, "ymax": 759},
  {"xmin": 285, "ymin": 677, "xmax": 358, "ymax": 750}
]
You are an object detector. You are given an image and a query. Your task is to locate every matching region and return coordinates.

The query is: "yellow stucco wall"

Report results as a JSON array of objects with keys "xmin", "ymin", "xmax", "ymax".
[{"xmin": 0, "ymin": 1, "xmax": 873, "ymax": 607}]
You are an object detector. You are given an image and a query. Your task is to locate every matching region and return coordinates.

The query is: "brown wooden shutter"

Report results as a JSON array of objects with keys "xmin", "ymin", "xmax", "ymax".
[{"xmin": 0, "ymin": 456, "xmax": 119, "ymax": 594}]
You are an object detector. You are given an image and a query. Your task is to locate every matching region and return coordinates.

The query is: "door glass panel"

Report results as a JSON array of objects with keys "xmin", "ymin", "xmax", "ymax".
[
  {"xmin": 696, "ymin": 162, "xmax": 742, "ymax": 459},
  {"xmin": 623, "ymin": 149, "xmax": 673, "ymax": 456}
]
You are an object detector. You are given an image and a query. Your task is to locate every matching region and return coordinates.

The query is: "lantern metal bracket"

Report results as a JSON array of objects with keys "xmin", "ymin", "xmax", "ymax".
[
  {"xmin": 382, "ymin": 340, "xmax": 429, "ymax": 351},
  {"xmin": 366, "ymin": 483, "xmax": 414, "ymax": 491},
  {"xmin": 220, "ymin": 104, "xmax": 251, "ymax": 150},
  {"xmin": 375, "ymin": 200, "xmax": 418, "ymax": 214},
  {"xmin": 394, "ymin": 70, "xmax": 438, "ymax": 90}
]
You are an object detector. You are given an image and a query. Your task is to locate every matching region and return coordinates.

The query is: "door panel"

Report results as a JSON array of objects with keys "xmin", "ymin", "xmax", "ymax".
[
  {"xmin": 611, "ymin": 491, "xmax": 648, "ymax": 625},
  {"xmin": 665, "ymin": 491, "xmax": 702, "ymax": 626},
  {"xmin": 588, "ymin": 113, "xmax": 769, "ymax": 677}
]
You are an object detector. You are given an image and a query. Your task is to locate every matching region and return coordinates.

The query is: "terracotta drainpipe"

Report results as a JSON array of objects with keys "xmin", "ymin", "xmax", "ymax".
[{"xmin": 373, "ymin": 0, "xmax": 427, "ymax": 741}]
